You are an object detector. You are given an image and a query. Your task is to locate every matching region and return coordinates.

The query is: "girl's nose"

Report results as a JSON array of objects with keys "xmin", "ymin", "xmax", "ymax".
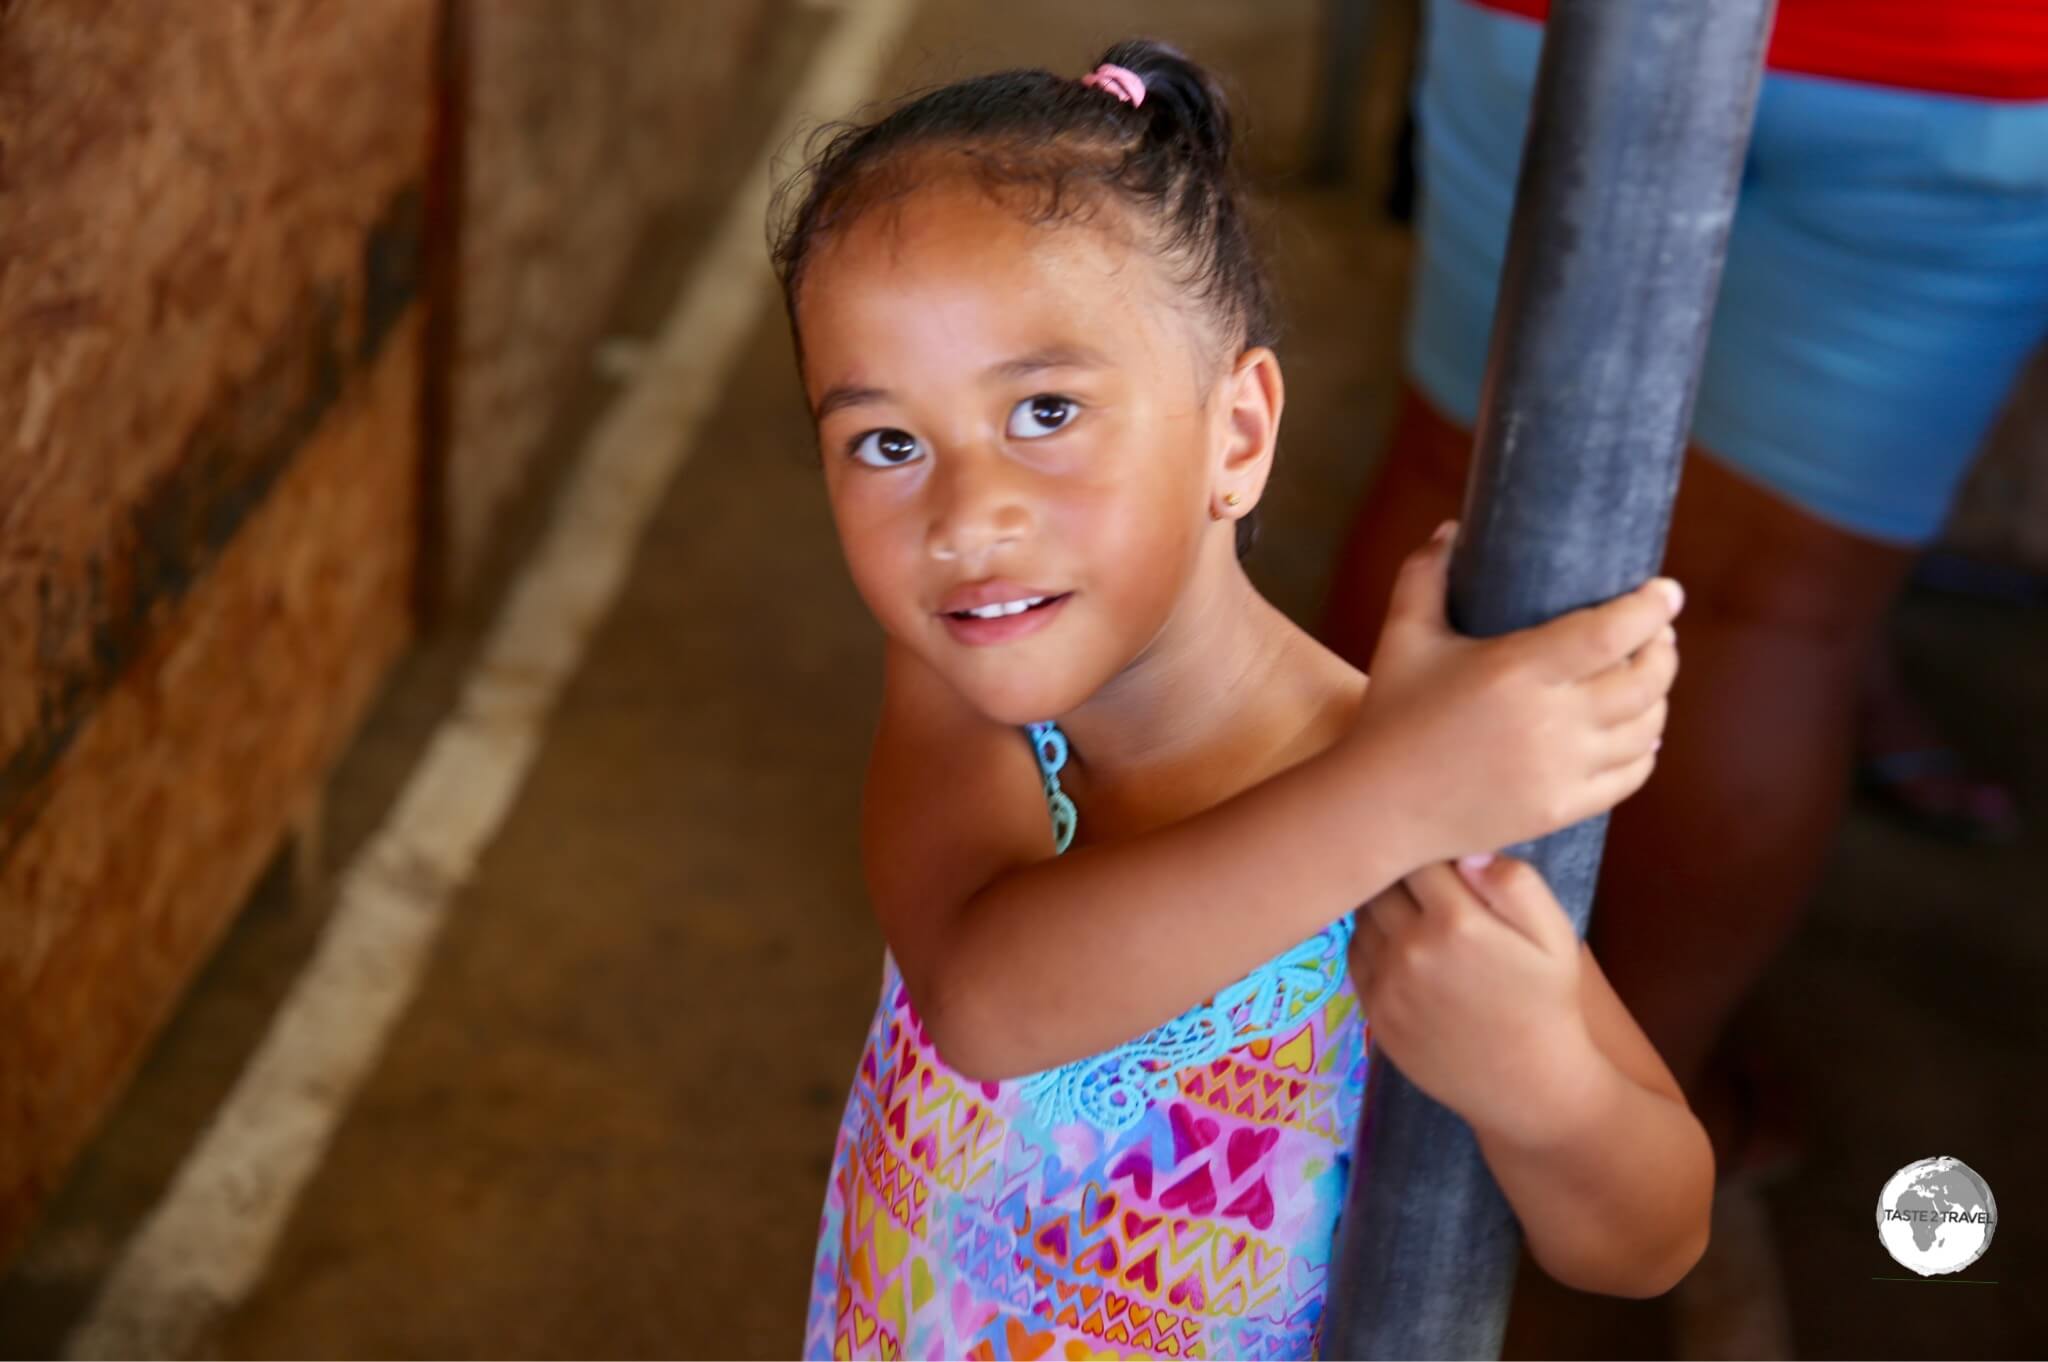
[{"xmin": 927, "ymin": 458, "xmax": 1032, "ymax": 570}]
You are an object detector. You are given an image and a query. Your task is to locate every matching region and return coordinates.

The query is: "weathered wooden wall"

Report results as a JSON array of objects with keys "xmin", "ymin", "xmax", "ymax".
[
  {"xmin": 0, "ymin": 0, "xmax": 786, "ymax": 1271},
  {"xmin": 0, "ymin": 0, "xmax": 434, "ymax": 1265},
  {"xmin": 443, "ymin": 0, "xmax": 782, "ymax": 598}
]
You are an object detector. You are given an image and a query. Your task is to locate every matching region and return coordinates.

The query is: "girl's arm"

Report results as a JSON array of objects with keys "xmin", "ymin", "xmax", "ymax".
[
  {"xmin": 1351, "ymin": 857, "xmax": 1712, "ymax": 1298},
  {"xmin": 870, "ymin": 547, "xmax": 1678, "ymax": 1081},
  {"xmin": 865, "ymin": 637, "xmax": 1426, "ymax": 1080},
  {"xmin": 1475, "ymin": 944, "xmax": 1712, "ymax": 1297}
]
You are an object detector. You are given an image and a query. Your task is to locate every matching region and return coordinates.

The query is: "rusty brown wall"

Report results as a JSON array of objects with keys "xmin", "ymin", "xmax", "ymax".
[
  {"xmin": 0, "ymin": 0, "xmax": 433, "ymax": 1265},
  {"xmin": 0, "ymin": 0, "xmax": 786, "ymax": 1268},
  {"xmin": 443, "ymin": 0, "xmax": 781, "ymax": 598}
]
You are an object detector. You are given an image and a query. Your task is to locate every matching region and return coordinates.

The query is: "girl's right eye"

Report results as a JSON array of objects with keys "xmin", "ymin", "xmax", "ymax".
[{"xmin": 849, "ymin": 428, "xmax": 924, "ymax": 468}]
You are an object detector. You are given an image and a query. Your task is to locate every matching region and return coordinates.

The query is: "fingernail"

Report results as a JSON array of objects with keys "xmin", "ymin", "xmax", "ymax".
[
  {"xmin": 1432, "ymin": 519, "xmax": 1457, "ymax": 544},
  {"xmin": 1457, "ymin": 852, "xmax": 1494, "ymax": 873},
  {"xmin": 1653, "ymin": 577, "xmax": 1685, "ymax": 615},
  {"xmin": 1653, "ymin": 738, "xmax": 1664, "ymax": 751}
]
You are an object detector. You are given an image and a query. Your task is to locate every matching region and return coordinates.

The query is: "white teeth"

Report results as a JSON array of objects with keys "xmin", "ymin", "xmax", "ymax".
[{"xmin": 964, "ymin": 595, "xmax": 1048, "ymax": 619}]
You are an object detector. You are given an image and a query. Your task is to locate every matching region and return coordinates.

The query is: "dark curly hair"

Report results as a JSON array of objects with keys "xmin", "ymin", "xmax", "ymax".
[{"xmin": 768, "ymin": 38, "xmax": 1276, "ymax": 559}]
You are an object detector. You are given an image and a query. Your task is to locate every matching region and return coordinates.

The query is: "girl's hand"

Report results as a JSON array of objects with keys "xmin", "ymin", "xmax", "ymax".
[
  {"xmin": 1348, "ymin": 854, "xmax": 1601, "ymax": 1147},
  {"xmin": 1340, "ymin": 521, "xmax": 1683, "ymax": 867}
]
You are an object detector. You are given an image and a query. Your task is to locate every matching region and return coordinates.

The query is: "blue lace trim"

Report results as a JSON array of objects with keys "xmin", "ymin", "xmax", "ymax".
[
  {"xmin": 1016, "ymin": 720, "xmax": 1354, "ymax": 1135},
  {"xmin": 1025, "ymin": 720, "xmax": 1077, "ymax": 854}
]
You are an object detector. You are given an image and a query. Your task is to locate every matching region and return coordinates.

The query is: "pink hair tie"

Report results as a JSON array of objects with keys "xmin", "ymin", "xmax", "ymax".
[{"xmin": 1081, "ymin": 62, "xmax": 1146, "ymax": 108}]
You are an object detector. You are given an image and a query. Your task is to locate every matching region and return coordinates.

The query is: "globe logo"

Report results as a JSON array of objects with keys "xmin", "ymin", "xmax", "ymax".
[{"xmin": 1876, "ymin": 1156, "xmax": 1997, "ymax": 1277}]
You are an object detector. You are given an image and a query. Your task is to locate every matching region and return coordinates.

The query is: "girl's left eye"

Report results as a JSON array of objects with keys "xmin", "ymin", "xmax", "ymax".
[{"xmin": 1006, "ymin": 394, "xmax": 1077, "ymax": 439}]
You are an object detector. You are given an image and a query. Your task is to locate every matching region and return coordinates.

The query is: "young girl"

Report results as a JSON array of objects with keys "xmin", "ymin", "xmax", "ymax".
[{"xmin": 772, "ymin": 40, "xmax": 1712, "ymax": 1361}]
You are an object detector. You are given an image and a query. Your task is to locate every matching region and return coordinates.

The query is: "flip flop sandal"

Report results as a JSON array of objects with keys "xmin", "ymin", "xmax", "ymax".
[{"xmin": 1857, "ymin": 746, "xmax": 2022, "ymax": 847}]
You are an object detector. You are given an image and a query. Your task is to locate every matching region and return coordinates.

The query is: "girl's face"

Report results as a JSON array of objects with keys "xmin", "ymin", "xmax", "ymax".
[{"xmin": 796, "ymin": 179, "xmax": 1274, "ymax": 725}]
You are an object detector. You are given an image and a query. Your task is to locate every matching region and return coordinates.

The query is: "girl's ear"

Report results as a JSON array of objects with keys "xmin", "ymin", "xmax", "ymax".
[{"xmin": 1212, "ymin": 346, "xmax": 1283, "ymax": 515}]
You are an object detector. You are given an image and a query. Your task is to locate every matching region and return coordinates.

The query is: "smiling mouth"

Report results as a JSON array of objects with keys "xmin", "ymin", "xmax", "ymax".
[{"xmin": 945, "ymin": 593, "xmax": 1071, "ymax": 621}]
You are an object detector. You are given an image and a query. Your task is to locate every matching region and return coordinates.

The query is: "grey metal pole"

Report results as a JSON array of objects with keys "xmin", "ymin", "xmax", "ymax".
[{"xmin": 1319, "ymin": 1, "xmax": 1775, "ymax": 1357}]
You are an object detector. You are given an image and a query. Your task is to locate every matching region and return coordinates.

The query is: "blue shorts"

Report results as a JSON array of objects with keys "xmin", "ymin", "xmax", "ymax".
[{"xmin": 1407, "ymin": 0, "xmax": 2048, "ymax": 546}]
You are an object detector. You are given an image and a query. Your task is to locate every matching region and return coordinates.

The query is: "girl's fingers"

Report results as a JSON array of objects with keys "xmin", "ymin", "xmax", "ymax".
[
  {"xmin": 1592, "ymin": 697, "xmax": 1668, "ymax": 772},
  {"xmin": 1379, "ymin": 521, "xmax": 1459, "ymax": 638},
  {"xmin": 1530, "ymin": 579, "xmax": 1683, "ymax": 684},
  {"xmin": 1584, "ymin": 627, "xmax": 1679, "ymax": 727},
  {"xmin": 1455, "ymin": 854, "xmax": 1576, "ymax": 955},
  {"xmin": 1590, "ymin": 749, "xmax": 1662, "ymax": 808},
  {"xmin": 1364, "ymin": 880, "xmax": 1424, "ymax": 935},
  {"xmin": 1349, "ymin": 911, "xmax": 1386, "ymax": 989},
  {"xmin": 1400, "ymin": 862, "xmax": 1465, "ymax": 918}
]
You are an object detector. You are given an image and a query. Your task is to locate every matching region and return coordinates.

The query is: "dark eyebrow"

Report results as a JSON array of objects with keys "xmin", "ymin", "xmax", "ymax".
[
  {"xmin": 812, "ymin": 384, "xmax": 890, "ymax": 424},
  {"xmin": 810, "ymin": 345, "xmax": 1114, "ymax": 425},
  {"xmin": 988, "ymin": 343, "xmax": 1115, "ymax": 381}
]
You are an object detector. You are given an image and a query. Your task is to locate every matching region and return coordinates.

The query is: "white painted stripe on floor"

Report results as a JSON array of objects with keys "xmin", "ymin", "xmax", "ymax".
[
  {"xmin": 1670, "ymin": 1180, "xmax": 1797, "ymax": 1360},
  {"xmin": 63, "ymin": 2, "xmax": 917, "ymax": 1355}
]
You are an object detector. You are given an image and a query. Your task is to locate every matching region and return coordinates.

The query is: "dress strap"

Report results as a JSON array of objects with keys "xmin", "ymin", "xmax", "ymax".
[{"xmin": 1024, "ymin": 721, "xmax": 1078, "ymax": 854}]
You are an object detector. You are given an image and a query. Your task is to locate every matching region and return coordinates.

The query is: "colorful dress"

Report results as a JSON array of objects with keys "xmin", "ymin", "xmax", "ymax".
[{"xmin": 804, "ymin": 721, "xmax": 1371, "ymax": 1361}]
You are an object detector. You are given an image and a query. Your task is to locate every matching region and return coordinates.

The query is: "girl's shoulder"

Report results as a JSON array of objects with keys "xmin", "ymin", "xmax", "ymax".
[
  {"xmin": 1065, "ymin": 629, "xmax": 1368, "ymax": 842},
  {"xmin": 860, "ymin": 641, "xmax": 1070, "ymax": 977}
]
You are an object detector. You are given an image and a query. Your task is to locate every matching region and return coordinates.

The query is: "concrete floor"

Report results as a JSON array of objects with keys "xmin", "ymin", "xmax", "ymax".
[{"xmin": 3, "ymin": 0, "xmax": 2045, "ymax": 1357}]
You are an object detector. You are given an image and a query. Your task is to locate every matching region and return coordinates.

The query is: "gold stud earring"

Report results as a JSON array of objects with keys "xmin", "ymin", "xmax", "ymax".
[{"xmin": 1223, "ymin": 492, "xmax": 1241, "ymax": 508}]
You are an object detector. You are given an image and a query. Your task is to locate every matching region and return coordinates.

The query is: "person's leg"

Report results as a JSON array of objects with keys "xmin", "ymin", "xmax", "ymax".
[
  {"xmin": 1320, "ymin": 0, "xmax": 1543, "ymax": 664},
  {"xmin": 1320, "ymin": 392, "xmax": 1915, "ymax": 1121},
  {"xmin": 1639, "ymin": 79, "xmax": 2048, "ymax": 1108},
  {"xmin": 1855, "ymin": 639, "xmax": 2023, "ymax": 844},
  {"xmin": 1319, "ymin": 387, "xmax": 1469, "ymax": 668},
  {"xmin": 1342, "ymin": 0, "xmax": 2048, "ymax": 1168},
  {"xmin": 1586, "ymin": 451, "xmax": 1914, "ymax": 1095}
]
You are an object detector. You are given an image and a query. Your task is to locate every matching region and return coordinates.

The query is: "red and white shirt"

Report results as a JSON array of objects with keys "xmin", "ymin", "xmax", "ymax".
[{"xmin": 1472, "ymin": 0, "xmax": 2048, "ymax": 101}]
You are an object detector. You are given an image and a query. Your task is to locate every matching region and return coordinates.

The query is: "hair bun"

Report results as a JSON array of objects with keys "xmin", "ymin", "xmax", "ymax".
[{"xmin": 1094, "ymin": 38, "xmax": 1235, "ymax": 169}]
